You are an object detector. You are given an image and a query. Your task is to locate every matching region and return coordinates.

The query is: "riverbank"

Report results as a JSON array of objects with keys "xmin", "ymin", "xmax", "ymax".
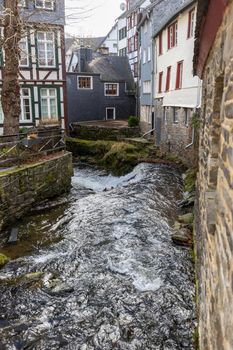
[
  {"xmin": 0, "ymin": 163, "xmax": 195, "ymax": 349},
  {"xmin": 66, "ymin": 137, "xmax": 185, "ymax": 176}
]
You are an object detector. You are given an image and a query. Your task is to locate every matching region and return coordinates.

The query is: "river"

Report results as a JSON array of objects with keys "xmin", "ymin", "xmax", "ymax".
[{"xmin": 0, "ymin": 163, "xmax": 195, "ymax": 350}]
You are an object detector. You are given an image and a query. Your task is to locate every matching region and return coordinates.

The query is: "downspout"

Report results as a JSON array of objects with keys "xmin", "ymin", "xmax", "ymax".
[
  {"xmin": 151, "ymin": 23, "xmax": 155, "ymax": 136},
  {"xmin": 185, "ymin": 78, "xmax": 202, "ymax": 149}
]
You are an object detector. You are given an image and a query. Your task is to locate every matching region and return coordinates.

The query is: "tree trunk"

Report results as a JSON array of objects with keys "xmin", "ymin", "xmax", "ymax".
[{"xmin": 2, "ymin": 0, "xmax": 21, "ymax": 136}]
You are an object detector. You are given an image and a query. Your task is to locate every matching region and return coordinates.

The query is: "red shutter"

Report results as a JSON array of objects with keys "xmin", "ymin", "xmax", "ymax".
[
  {"xmin": 158, "ymin": 72, "xmax": 163, "ymax": 93},
  {"xmin": 167, "ymin": 27, "xmax": 170, "ymax": 50},
  {"xmin": 165, "ymin": 66, "xmax": 171, "ymax": 91}
]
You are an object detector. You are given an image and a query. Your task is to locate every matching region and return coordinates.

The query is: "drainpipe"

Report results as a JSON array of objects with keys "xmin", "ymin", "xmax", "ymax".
[
  {"xmin": 185, "ymin": 78, "xmax": 202, "ymax": 149},
  {"xmin": 151, "ymin": 25, "xmax": 155, "ymax": 138}
]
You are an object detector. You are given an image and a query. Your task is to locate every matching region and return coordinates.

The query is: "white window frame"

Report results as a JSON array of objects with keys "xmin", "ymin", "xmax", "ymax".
[
  {"xmin": 143, "ymin": 49, "xmax": 147, "ymax": 64},
  {"xmin": 19, "ymin": 34, "xmax": 29, "ymax": 67},
  {"xmin": 40, "ymin": 88, "xmax": 58, "ymax": 120},
  {"xmin": 104, "ymin": 83, "xmax": 119, "ymax": 97},
  {"xmin": 37, "ymin": 31, "xmax": 56, "ymax": 67},
  {"xmin": 106, "ymin": 107, "xmax": 116, "ymax": 120},
  {"xmin": 20, "ymin": 88, "xmax": 33, "ymax": 123},
  {"xmin": 143, "ymin": 81, "xmax": 151, "ymax": 94},
  {"xmin": 148, "ymin": 46, "xmax": 151, "ymax": 62},
  {"xmin": 35, "ymin": 0, "xmax": 55, "ymax": 10},
  {"xmin": 77, "ymin": 76, "xmax": 93, "ymax": 90}
]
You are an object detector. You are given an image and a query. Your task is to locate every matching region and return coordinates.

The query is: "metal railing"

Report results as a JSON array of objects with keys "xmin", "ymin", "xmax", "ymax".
[{"xmin": 0, "ymin": 128, "xmax": 66, "ymax": 169}]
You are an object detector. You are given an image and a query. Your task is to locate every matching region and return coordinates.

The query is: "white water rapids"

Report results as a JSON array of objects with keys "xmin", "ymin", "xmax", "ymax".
[{"xmin": 0, "ymin": 163, "xmax": 195, "ymax": 349}]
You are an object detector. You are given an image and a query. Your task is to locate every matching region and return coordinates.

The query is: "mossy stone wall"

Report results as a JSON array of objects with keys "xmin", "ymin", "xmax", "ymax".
[
  {"xmin": 71, "ymin": 123, "xmax": 140, "ymax": 141},
  {"xmin": 0, "ymin": 152, "xmax": 73, "ymax": 232}
]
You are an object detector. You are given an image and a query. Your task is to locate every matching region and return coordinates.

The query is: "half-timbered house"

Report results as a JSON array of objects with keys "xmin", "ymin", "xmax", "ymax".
[{"xmin": 0, "ymin": 0, "xmax": 67, "ymax": 132}]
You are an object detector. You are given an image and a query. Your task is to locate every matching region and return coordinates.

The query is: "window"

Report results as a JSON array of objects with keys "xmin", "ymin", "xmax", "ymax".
[
  {"xmin": 148, "ymin": 46, "xmax": 151, "ymax": 62},
  {"xmin": 188, "ymin": 8, "xmax": 195, "ymax": 38},
  {"xmin": 143, "ymin": 81, "xmax": 151, "ymax": 94},
  {"xmin": 0, "ymin": 88, "xmax": 33, "ymax": 123},
  {"xmin": 128, "ymin": 37, "xmax": 135, "ymax": 53},
  {"xmin": 168, "ymin": 21, "xmax": 178, "ymax": 49},
  {"xmin": 143, "ymin": 49, "xmax": 147, "ymax": 64},
  {"xmin": 119, "ymin": 27, "xmax": 127, "ymax": 40},
  {"xmin": 40, "ymin": 88, "xmax": 58, "ymax": 119},
  {"xmin": 158, "ymin": 32, "xmax": 163, "ymax": 55},
  {"xmin": 176, "ymin": 61, "xmax": 183, "ymax": 89},
  {"xmin": 134, "ymin": 35, "xmax": 138, "ymax": 51},
  {"xmin": 19, "ymin": 35, "xmax": 29, "ymax": 67},
  {"xmin": 105, "ymin": 83, "xmax": 119, "ymax": 96},
  {"xmin": 119, "ymin": 47, "xmax": 127, "ymax": 56},
  {"xmin": 165, "ymin": 66, "xmax": 171, "ymax": 92},
  {"xmin": 78, "ymin": 76, "xmax": 93, "ymax": 89},
  {"xmin": 37, "ymin": 32, "xmax": 55, "ymax": 67},
  {"xmin": 173, "ymin": 107, "xmax": 179, "ymax": 123},
  {"xmin": 106, "ymin": 108, "xmax": 116, "ymax": 120},
  {"xmin": 113, "ymin": 43, "xmax": 118, "ymax": 48},
  {"xmin": 35, "ymin": 0, "xmax": 55, "ymax": 10},
  {"xmin": 20, "ymin": 88, "xmax": 32, "ymax": 122},
  {"xmin": 158, "ymin": 72, "xmax": 163, "ymax": 93},
  {"xmin": 18, "ymin": 0, "xmax": 26, "ymax": 7},
  {"xmin": 133, "ymin": 62, "xmax": 138, "ymax": 77}
]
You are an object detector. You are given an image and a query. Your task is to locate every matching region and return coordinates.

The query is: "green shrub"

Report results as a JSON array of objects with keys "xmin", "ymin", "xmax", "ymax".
[{"xmin": 128, "ymin": 116, "xmax": 139, "ymax": 127}]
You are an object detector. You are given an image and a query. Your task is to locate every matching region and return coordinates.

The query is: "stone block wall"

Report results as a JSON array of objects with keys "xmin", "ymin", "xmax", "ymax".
[
  {"xmin": 196, "ymin": 1, "xmax": 233, "ymax": 349},
  {"xmin": 154, "ymin": 99, "xmax": 197, "ymax": 165},
  {"xmin": 71, "ymin": 123, "xmax": 141, "ymax": 141},
  {"xmin": 0, "ymin": 152, "xmax": 73, "ymax": 232}
]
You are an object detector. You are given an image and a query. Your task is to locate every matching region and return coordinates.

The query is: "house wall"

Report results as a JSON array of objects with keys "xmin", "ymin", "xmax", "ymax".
[
  {"xmin": 66, "ymin": 73, "xmax": 136, "ymax": 123},
  {"xmin": 0, "ymin": 24, "xmax": 66, "ymax": 131},
  {"xmin": 117, "ymin": 17, "xmax": 127, "ymax": 54},
  {"xmin": 154, "ymin": 2, "xmax": 201, "ymax": 159},
  {"xmin": 101, "ymin": 25, "xmax": 118, "ymax": 55},
  {"xmin": 196, "ymin": 1, "xmax": 233, "ymax": 349},
  {"xmin": 140, "ymin": 16, "xmax": 154, "ymax": 132}
]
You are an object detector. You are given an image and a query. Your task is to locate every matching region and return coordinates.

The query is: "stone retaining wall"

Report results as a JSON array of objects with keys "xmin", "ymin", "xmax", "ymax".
[
  {"xmin": 196, "ymin": 2, "xmax": 233, "ymax": 349},
  {"xmin": 71, "ymin": 123, "xmax": 140, "ymax": 141},
  {"xmin": 0, "ymin": 152, "xmax": 73, "ymax": 232}
]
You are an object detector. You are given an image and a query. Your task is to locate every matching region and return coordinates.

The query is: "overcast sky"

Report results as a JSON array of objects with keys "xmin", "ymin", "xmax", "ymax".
[{"xmin": 65, "ymin": 0, "xmax": 125, "ymax": 37}]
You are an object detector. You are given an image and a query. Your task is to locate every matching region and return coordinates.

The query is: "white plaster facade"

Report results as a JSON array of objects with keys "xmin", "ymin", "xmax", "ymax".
[
  {"xmin": 155, "ymin": 2, "xmax": 202, "ymax": 108},
  {"xmin": 100, "ymin": 24, "xmax": 118, "ymax": 55}
]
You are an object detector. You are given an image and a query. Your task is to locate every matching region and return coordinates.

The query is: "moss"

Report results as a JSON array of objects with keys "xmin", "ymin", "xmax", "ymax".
[
  {"xmin": 184, "ymin": 168, "xmax": 198, "ymax": 193},
  {"xmin": 0, "ymin": 253, "xmax": 10, "ymax": 268},
  {"xmin": 193, "ymin": 326, "xmax": 199, "ymax": 350}
]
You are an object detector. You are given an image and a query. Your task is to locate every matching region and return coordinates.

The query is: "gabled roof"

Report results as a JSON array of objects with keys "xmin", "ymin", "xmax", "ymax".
[
  {"xmin": 151, "ymin": 0, "xmax": 196, "ymax": 37},
  {"xmin": 96, "ymin": 23, "xmax": 118, "ymax": 50},
  {"xmin": 65, "ymin": 37, "xmax": 105, "ymax": 53},
  {"xmin": 87, "ymin": 56, "xmax": 135, "ymax": 89}
]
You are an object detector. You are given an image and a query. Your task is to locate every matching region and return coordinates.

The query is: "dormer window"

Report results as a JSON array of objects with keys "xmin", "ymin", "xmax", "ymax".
[{"xmin": 35, "ymin": 0, "xmax": 55, "ymax": 11}]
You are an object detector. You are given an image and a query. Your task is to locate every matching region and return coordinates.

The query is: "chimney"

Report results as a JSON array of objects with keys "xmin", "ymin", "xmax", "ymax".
[{"xmin": 98, "ymin": 46, "xmax": 109, "ymax": 56}]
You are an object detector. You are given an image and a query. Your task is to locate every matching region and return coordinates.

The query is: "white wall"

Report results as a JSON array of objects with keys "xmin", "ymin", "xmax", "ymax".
[
  {"xmin": 102, "ymin": 25, "xmax": 118, "ymax": 55},
  {"xmin": 155, "ymin": 3, "xmax": 201, "ymax": 108}
]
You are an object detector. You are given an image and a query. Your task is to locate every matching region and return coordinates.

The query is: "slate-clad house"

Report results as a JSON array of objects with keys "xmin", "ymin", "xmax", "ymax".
[
  {"xmin": 67, "ymin": 51, "xmax": 136, "ymax": 123},
  {"xmin": 0, "ymin": 0, "xmax": 67, "ymax": 131},
  {"xmin": 137, "ymin": 2, "xmax": 155, "ymax": 134}
]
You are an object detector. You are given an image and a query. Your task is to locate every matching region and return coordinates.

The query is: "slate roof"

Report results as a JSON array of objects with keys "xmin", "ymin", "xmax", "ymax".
[
  {"xmin": 65, "ymin": 37, "xmax": 105, "ymax": 53},
  {"xmin": 151, "ymin": 0, "xmax": 196, "ymax": 37},
  {"xmin": 87, "ymin": 56, "xmax": 135, "ymax": 90}
]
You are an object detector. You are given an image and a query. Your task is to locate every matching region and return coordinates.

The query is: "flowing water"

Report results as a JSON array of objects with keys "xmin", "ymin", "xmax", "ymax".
[{"xmin": 0, "ymin": 163, "xmax": 195, "ymax": 350}]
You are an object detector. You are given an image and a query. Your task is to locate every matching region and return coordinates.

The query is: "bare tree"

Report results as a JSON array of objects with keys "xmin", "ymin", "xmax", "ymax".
[
  {"xmin": 0, "ymin": 0, "xmax": 95, "ymax": 136},
  {"xmin": 2, "ymin": 0, "xmax": 21, "ymax": 135}
]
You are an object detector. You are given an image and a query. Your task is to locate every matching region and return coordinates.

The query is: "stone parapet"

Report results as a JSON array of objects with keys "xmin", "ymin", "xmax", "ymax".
[{"xmin": 0, "ymin": 152, "xmax": 73, "ymax": 232}]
